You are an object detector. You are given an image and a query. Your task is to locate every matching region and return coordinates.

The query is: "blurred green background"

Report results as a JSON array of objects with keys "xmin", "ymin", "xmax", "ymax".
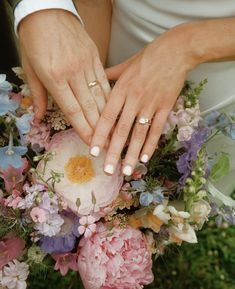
[{"xmin": 1, "ymin": 2, "xmax": 235, "ymax": 288}]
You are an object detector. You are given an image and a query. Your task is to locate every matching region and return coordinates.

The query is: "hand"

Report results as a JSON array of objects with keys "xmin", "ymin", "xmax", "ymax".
[
  {"xmin": 90, "ymin": 24, "xmax": 198, "ymax": 175},
  {"xmin": 19, "ymin": 9, "xmax": 110, "ymax": 144}
]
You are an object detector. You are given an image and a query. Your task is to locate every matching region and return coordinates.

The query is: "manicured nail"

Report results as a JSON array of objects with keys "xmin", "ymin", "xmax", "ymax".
[
  {"xmin": 104, "ymin": 164, "xmax": 114, "ymax": 175},
  {"xmin": 90, "ymin": 146, "xmax": 100, "ymax": 157},
  {"xmin": 141, "ymin": 154, "xmax": 149, "ymax": 163},
  {"xmin": 123, "ymin": 165, "xmax": 133, "ymax": 176}
]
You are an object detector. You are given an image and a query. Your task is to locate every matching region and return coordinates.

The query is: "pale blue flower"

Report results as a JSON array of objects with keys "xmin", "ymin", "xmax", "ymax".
[
  {"xmin": 139, "ymin": 192, "xmax": 153, "ymax": 206},
  {"xmin": 0, "ymin": 145, "xmax": 27, "ymax": 170},
  {"xmin": 229, "ymin": 123, "xmax": 235, "ymax": 140},
  {"xmin": 153, "ymin": 187, "xmax": 164, "ymax": 203},
  {"xmin": 15, "ymin": 113, "xmax": 33, "ymax": 135},
  {"xmin": 0, "ymin": 95, "xmax": 19, "ymax": 116},
  {"xmin": 0, "ymin": 74, "xmax": 12, "ymax": 94},
  {"xmin": 131, "ymin": 180, "xmax": 146, "ymax": 191}
]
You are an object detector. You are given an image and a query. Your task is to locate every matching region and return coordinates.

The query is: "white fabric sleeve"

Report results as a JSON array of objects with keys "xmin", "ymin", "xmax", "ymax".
[{"xmin": 14, "ymin": 0, "xmax": 84, "ymax": 34}]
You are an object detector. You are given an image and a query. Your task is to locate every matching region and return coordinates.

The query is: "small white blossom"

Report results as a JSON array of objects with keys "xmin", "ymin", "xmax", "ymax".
[
  {"xmin": 1, "ymin": 260, "xmax": 29, "ymax": 289},
  {"xmin": 190, "ymin": 200, "xmax": 211, "ymax": 228},
  {"xmin": 153, "ymin": 204, "xmax": 171, "ymax": 224},
  {"xmin": 35, "ymin": 213, "xmax": 64, "ymax": 237},
  {"xmin": 169, "ymin": 223, "xmax": 198, "ymax": 244}
]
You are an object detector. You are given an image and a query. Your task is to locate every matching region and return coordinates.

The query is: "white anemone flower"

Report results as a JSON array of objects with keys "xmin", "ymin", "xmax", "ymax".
[{"xmin": 37, "ymin": 129, "xmax": 123, "ymax": 216}]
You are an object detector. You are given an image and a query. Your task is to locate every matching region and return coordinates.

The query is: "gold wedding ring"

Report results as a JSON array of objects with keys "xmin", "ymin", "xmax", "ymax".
[
  {"xmin": 88, "ymin": 80, "xmax": 100, "ymax": 88},
  {"xmin": 136, "ymin": 117, "xmax": 152, "ymax": 126}
]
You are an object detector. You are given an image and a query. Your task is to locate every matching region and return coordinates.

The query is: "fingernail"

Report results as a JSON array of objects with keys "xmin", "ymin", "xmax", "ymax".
[
  {"xmin": 90, "ymin": 146, "xmax": 100, "ymax": 157},
  {"xmin": 104, "ymin": 164, "xmax": 114, "ymax": 175},
  {"xmin": 123, "ymin": 165, "xmax": 133, "ymax": 176},
  {"xmin": 141, "ymin": 154, "xmax": 149, "ymax": 163}
]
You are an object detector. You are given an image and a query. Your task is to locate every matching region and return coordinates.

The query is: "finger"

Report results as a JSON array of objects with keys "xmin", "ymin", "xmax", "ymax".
[
  {"xmin": 22, "ymin": 56, "xmax": 47, "ymax": 119},
  {"xmin": 122, "ymin": 113, "xmax": 154, "ymax": 176},
  {"xmin": 52, "ymin": 82, "xmax": 93, "ymax": 144},
  {"xmin": 90, "ymin": 85, "xmax": 126, "ymax": 158},
  {"xmin": 93, "ymin": 56, "xmax": 111, "ymax": 101},
  {"xmin": 70, "ymin": 74, "xmax": 100, "ymax": 129},
  {"xmin": 140, "ymin": 109, "xmax": 170, "ymax": 163},
  {"xmin": 85, "ymin": 60, "xmax": 106, "ymax": 114},
  {"xmin": 103, "ymin": 99, "xmax": 138, "ymax": 175}
]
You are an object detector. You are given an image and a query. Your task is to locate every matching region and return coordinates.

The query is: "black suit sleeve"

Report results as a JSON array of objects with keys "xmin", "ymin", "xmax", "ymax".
[{"xmin": 6, "ymin": 0, "xmax": 22, "ymax": 11}]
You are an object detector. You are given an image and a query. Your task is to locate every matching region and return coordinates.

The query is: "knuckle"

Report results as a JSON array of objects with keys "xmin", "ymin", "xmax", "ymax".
[
  {"xmin": 64, "ymin": 105, "xmax": 81, "ymax": 116},
  {"xmin": 101, "ymin": 111, "xmax": 116, "ymax": 123},
  {"xmin": 147, "ymin": 136, "xmax": 159, "ymax": 149},
  {"xmin": 107, "ymin": 150, "xmax": 120, "ymax": 161},
  {"xmin": 133, "ymin": 126, "xmax": 146, "ymax": 141},
  {"xmin": 82, "ymin": 98, "xmax": 97, "ymax": 112},
  {"xmin": 115, "ymin": 122, "xmax": 130, "ymax": 138}
]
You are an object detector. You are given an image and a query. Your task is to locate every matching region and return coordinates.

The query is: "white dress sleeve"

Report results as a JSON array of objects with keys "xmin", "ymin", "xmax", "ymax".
[{"xmin": 14, "ymin": 0, "xmax": 84, "ymax": 34}]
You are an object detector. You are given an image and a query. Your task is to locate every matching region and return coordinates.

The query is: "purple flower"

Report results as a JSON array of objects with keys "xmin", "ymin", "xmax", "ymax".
[
  {"xmin": 39, "ymin": 192, "xmax": 59, "ymax": 214},
  {"xmin": 176, "ymin": 128, "xmax": 208, "ymax": 185},
  {"xmin": 40, "ymin": 234, "xmax": 76, "ymax": 254}
]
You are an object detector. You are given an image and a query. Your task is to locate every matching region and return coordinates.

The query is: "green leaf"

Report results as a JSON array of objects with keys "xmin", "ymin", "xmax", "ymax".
[{"xmin": 210, "ymin": 152, "xmax": 230, "ymax": 181}]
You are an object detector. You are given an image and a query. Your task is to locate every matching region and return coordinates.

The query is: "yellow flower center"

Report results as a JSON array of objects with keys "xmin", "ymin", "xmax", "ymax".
[{"xmin": 65, "ymin": 155, "xmax": 95, "ymax": 184}]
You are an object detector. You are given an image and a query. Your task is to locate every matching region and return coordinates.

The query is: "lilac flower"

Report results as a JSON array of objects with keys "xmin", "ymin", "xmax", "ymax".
[
  {"xmin": 15, "ymin": 113, "xmax": 33, "ymax": 135},
  {"xmin": 39, "ymin": 192, "xmax": 59, "ymax": 214},
  {"xmin": 40, "ymin": 234, "xmax": 76, "ymax": 254},
  {"xmin": 0, "ymin": 74, "xmax": 12, "ymax": 94},
  {"xmin": 0, "ymin": 145, "xmax": 27, "ymax": 170},
  {"xmin": 35, "ymin": 213, "xmax": 64, "ymax": 237},
  {"xmin": 0, "ymin": 95, "xmax": 18, "ymax": 116},
  {"xmin": 209, "ymin": 202, "xmax": 235, "ymax": 227},
  {"xmin": 140, "ymin": 192, "xmax": 154, "ymax": 206},
  {"xmin": 17, "ymin": 191, "xmax": 38, "ymax": 209}
]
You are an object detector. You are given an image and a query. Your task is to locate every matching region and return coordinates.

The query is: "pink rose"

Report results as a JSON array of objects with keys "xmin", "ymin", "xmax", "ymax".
[
  {"xmin": 37, "ymin": 129, "xmax": 123, "ymax": 216},
  {"xmin": 77, "ymin": 223, "xmax": 154, "ymax": 289},
  {"xmin": 177, "ymin": 126, "xmax": 194, "ymax": 142}
]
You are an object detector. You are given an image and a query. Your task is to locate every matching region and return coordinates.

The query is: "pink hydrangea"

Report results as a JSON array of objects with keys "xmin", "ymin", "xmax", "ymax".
[
  {"xmin": 77, "ymin": 223, "xmax": 154, "ymax": 289},
  {"xmin": 37, "ymin": 129, "xmax": 123, "ymax": 216}
]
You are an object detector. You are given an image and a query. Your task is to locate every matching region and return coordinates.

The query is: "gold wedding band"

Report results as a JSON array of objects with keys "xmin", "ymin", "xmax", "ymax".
[
  {"xmin": 136, "ymin": 117, "xmax": 152, "ymax": 126},
  {"xmin": 88, "ymin": 80, "xmax": 100, "ymax": 88}
]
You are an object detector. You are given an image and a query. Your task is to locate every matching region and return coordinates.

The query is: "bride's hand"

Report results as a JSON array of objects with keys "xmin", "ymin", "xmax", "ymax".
[
  {"xmin": 90, "ymin": 24, "xmax": 198, "ymax": 175},
  {"xmin": 19, "ymin": 9, "xmax": 110, "ymax": 144}
]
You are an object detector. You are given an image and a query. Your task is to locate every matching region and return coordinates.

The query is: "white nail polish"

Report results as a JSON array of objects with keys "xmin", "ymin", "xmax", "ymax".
[
  {"xmin": 104, "ymin": 164, "xmax": 114, "ymax": 175},
  {"xmin": 123, "ymin": 165, "xmax": 133, "ymax": 176},
  {"xmin": 141, "ymin": 154, "xmax": 149, "ymax": 163},
  {"xmin": 90, "ymin": 146, "xmax": 100, "ymax": 157}
]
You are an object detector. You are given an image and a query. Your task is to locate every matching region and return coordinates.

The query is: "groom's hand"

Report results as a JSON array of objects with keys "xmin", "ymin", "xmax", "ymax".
[{"xmin": 19, "ymin": 9, "xmax": 110, "ymax": 144}]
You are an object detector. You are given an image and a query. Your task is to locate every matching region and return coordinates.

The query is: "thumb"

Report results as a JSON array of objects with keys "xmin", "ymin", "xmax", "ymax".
[
  {"xmin": 22, "ymin": 55, "xmax": 48, "ymax": 120},
  {"xmin": 105, "ymin": 53, "xmax": 138, "ymax": 80}
]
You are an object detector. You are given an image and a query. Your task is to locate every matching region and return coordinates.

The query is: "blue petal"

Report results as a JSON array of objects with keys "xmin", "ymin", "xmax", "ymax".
[
  {"xmin": 16, "ymin": 114, "xmax": 33, "ymax": 135},
  {"xmin": 0, "ymin": 74, "xmax": 12, "ymax": 93},
  {"xmin": 0, "ymin": 146, "xmax": 27, "ymax": 170},
  {"xmin": 229, "ymin": 123, "xmax": 235, "ymax": 140},
  {"xmin": 153, "ymin": 187, "xmax": 164, "ymax": 203},
  {"xmin": 0, "ymin": 94, "xmax": 19, "ymax": 116},
  {"xmin": 139, "ymin": 192, "xmax": 153, "ymax": 206}
]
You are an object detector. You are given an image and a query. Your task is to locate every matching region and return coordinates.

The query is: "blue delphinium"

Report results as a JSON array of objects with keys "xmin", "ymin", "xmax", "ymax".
[
  {"xmin": 0, "ymin": 145, "xmax": 27, "ymax": 169},
  {"xmin": 15, "ymin": 113, "xmax": 33, "ymax": 135},
  {"xmin": 0, "ymin": 94, "xmax": 19, "ymax": 116},
  {"xmin": 0, "ymin": 74, "xmax": 12, "ymax": 94}
]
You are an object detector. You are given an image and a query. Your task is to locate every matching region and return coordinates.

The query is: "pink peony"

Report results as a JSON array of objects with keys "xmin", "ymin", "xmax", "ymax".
[
  {"xmin": 0, "ymin": 238, "xmax": 25, "ymax": 270},
  {"xmin": 77, "ymin": 223, "xmax": 154, "ymax": 289},
  {"xmin": 37, "ymin": 129, "xmax": 123, "ymax": 216}
]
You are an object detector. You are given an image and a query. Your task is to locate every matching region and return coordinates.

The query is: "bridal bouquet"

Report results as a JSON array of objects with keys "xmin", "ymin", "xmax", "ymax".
[{"xmin": 0, "ymin": 69, "xmax": 235, "ymax": 289}]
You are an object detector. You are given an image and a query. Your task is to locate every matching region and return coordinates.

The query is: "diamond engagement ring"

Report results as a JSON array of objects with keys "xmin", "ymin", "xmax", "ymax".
[
  {"xmin": 136, "ymin": 117, "xmax": 152, "ymax": 126},
  {"xmin": 88, "ymin": 80, "xmax": 100, "ymax": 88}
]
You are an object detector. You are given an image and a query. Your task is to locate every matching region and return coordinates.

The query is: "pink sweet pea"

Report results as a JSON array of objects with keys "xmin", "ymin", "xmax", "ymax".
[
  {"xmin": 1, "ymin": 158, "xmax": 28, "ymax": 192},
  {"xmin": 30, "ymin": 207, "xmax": 47, "ymax": 223},
  {"xmin": 0, "ymin": 237, "xmax": 25, "ymax": 270},
  {"xmin": 52, "ymin": 253, "xmax": 79, "ymax": 276}
]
